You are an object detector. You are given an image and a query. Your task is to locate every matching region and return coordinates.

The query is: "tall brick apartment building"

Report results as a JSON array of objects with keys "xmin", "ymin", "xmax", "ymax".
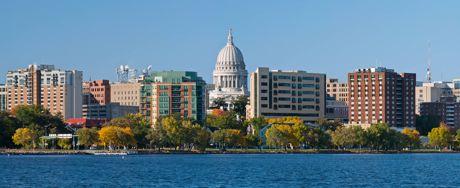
[
  {"xmin": 348, "ymin": 67, "xmax": 416, "ymax": 127},
  {"xmin": 5, "ymin": 64, "xmax": 82, "ymax": 119}
]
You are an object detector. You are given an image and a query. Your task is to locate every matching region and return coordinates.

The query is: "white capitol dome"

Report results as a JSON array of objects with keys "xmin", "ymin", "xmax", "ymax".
[
  {"xmin": 216, "ymin": 32, "xmax": 245, "ymax": 67},
  {"xmin": 209, "ymin": 29, "xmax": 249, "ymax": 108}
]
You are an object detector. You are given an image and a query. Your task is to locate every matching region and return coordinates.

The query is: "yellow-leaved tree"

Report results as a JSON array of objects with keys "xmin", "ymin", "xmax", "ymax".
[
  {"xmin": 12, "ymin": 128, "xmax": 34, "ymax": 149},
  {"xmin": 268, "ymin": 116, "xmax": 304, "ymax": 127},
  {"xmin": 401, "ymin": 128, "xmax": 421, "ymax": 149},
  {"xmin": 428, "ymin": 122, "xmax": 452, "ymax": 150},
  {"xmin": 98, "ymin": 126, "xmax": 136, "ymax": 150}
]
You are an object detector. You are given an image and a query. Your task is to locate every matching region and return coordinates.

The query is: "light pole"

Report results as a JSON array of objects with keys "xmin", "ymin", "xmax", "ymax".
[{"xmin": 43, "ymin": 124, "xmax": 51, "ymax": 149}]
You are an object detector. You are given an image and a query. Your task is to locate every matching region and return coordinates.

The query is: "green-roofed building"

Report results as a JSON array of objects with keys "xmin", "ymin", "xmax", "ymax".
[{"xmin": 139, "ymin": 71, "xmax": 206, "ymax": 126}]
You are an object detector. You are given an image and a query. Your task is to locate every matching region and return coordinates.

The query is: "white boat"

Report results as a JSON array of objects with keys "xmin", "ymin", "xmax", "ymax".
[
  {"xmin": 93, "ymin": 150, "xmax": 138, "ymax": 155},
  {"xmin": 93, "ymin": 152, "xmax": 128, "ymax": 156}
]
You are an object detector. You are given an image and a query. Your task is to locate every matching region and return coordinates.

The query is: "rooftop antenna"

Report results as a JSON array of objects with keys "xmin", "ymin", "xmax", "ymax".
[
  {"xmin": 426, "ymin": 41, "xmax": 432, "ymax": 83},
  {"xmin": 375, "ymin": 59, "xmax": 381, "ymax": 68}
]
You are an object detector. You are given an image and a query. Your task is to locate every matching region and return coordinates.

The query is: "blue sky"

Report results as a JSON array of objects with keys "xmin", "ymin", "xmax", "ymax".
[{"xmin": 1, "ymin": 1, "xmax": 460, "ymax": 83}]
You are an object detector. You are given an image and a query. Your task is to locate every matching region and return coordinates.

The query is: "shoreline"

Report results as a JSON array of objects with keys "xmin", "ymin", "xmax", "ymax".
[{"xmin": 1, "ymin": 149, "xmax": 457, "ymax": 155}]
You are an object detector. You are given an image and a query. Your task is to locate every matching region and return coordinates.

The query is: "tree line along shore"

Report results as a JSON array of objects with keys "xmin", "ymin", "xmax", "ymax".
[{"xmin": 1, "ymin": 105, "xmax": 459, "ymax": 154}]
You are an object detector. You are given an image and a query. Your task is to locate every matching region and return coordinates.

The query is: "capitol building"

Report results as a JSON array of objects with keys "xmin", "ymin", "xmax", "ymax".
[{"xmin": 208, "ymin": 30, "xmax": 248, "ymax": 108}]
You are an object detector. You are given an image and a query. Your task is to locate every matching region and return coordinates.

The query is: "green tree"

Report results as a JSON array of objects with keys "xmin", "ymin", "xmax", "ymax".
[
  {"xmin": 454, "ymin": 129, "xmax": 460, "ymax": 148},
  {"xmin": 76, "ymin": 127, "xmax": 99, "ymax": 149},
  {"xmin": 13, "ymin": 105, "xmax": 67, "ymax": 134},
  {"xmin": 316, "ymin": 118, "xmax": 343, "ymax": 132},
  {"xmin": 416, "ymin": 115, "xmax": 441, "ymax": 136},
  {"xmin": 231, "ymin": 95, "xmax": 248, "ymax": 118},
  {"xmin": 212, "ymin": 97, "xmax": 227, "ymax": 109},
  {"xmin": 210, "ymin": 111, "xmax": 242, "ymax": 130},
  {"xmin": 244, "ymin": 134, "xmax": 261, "ymax": 149},
  {"xmin": 12, "ymin": 128, "xmax": 34, "ymax": 149},
  {"xmin": 145, "ymin": 125, "xmax": 169, "ymax": 151},
  {"xmin": 428, "ymin": 122, "xmax": 452, "ymax": 150},
  {"xmin": 104, "ymin": 113, "xmax": 150, "ymax": 148},
  {"xmin": 0, "ymin": 111, "xmax": 20, "ymax": 148},
  {"xmin": 365, "ymin": 123, "xmax": 404, "ymax": 151},
  {"xmin": 331, "ymin": 126, "xmax": 366, "ymax": 149},
  {"xmin": 161, "ymin": 116, "xmax": 187, "ymax": 150},
  {"xmin": 11, "ymin": 105, "xmax": 68, "ymax": 148},
  {"xmin": 292, "ymin": 124, "xmax": 309, "ymax": 148},
  {"xmin": 211, "ymin": 129, "xmax": 243, "ymax": 150},
  {"xmin": 401, "ymin": 128, "xmax": 421, "ymax": 149},
  {"xmin": 265, "ymin": 125, "xmax": 298, "ymax": 150},
  {"xmin": 192, "ymin": 126, "xmax": 211, "ymax": 151},
  {"xmin": 305, "ymin": 127, "xmax": 330, "ymax": 150},
  {"xmin": 57, "ymin": 138, "xmax": 72, "ymax": 150}
]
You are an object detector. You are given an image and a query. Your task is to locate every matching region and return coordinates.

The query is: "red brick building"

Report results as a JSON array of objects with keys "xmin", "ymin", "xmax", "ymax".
[
  {"xmin": 348, "ymin": 67, "xmax": 416, "ymax": 127},
  {"xmin": 83, "ymin": 80, "xmax": 111, "ymax": 105}
]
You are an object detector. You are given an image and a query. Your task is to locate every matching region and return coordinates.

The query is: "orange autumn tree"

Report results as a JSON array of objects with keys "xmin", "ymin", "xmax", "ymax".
[{"xmin": 212, "ymin": 109, "xmax": 225, "ymax": 116}]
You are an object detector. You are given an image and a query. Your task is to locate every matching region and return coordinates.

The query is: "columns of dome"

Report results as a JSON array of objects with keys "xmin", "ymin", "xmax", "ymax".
[
  {"xmin": 235, "ymin": 76, "xmax": 238, "ymax": 88},
  {"xmin": 219, "ymin": 76, "xmax": 224, "ymax": 87},
  {"xmin": 226, "ymin": 75, "xmax": 230, "ymax": 88},
  {"xmin": 231, "ymin": 75, "xmax": 234, "ymax": 88},
  {"xmin": 236, "ymin": 75, "xmax": 239, "ymax": 88},
  {"xmin": 226, "ymin": 75, "xmax": 229, "ymax": 88},
  {"xmin": 229, "ymin": 76, "xmax": 232, "ymax": 88}
]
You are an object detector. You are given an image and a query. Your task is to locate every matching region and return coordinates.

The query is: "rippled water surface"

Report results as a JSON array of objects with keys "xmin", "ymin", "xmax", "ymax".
[{"xmin": 1, "ymin": 154, "xmax": 459, "ymax": 187}]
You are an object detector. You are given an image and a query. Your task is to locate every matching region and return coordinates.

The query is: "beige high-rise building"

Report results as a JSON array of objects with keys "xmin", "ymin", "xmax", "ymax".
[
  {"xmin": 326, "ymin": 78, "xmax": 348, "ymax": 104},
  {"xmin": 5, "ymin": 64, "xmax": 82, "ymax": 119},
  {"xmin": 248, "ymin": 67, "xmax": 326, "ymax": 123},
  {"xmin": 415, "ymin": 82, "xmax": 452, "ymax": 115},
  {"xmin": 110, "ymin": 82, "xmax": 141, "ymax": 107}
]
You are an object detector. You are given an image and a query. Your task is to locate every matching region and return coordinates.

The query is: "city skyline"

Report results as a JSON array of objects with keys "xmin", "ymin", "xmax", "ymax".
[{"xmin": 2, "ymin": 1, "xmax": 460, "ymax": 83}]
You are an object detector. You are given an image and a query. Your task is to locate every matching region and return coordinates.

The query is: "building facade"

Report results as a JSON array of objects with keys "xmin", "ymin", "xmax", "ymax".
[
  {"xmin": 83, "ymin": 80, "xmax": 111, "ymax": 105},
  {"xmin": 348, "ymin": 67, "xmax": 416, "ymax": 127},
  {"xmin": 451, "ymin": 79, "xmax": 460, "ymax": 101},
  {"xmin": 83, "ymin": 80, "xmax": 139, "ymax": 119},
  {"xmin": 248, "ymin": 67, "xmax": 326, "ymax": 122},
  {"xmin": 208, "ymin": 30, "xmax": 248, "ymax": 109},
  {"xmin": 141, "ymin": 71, "xmax": 206, "ymax": 125},
  {"xmin": 420, "ymin": 96, "xmax": 460, "ymax": 128},
  {"xmin": 110, "ymin": 82, "xmax": 141, "ymax": 107},
  {"xmin": 5, "ymin": 64, "xmax": 82, "ymax": 119},
  {"xmin": 82, "ymin": 80, "xmax": 111, "ymax": 119},
  {"xmin": 326, "ymin": 78, "xmax": 348, "ymax": 104},
  {"xmin": 0, "ymin": 84, "xmax": 6, "ymax": 111},
  {"xmin": 415, "ymin": 82, "xmax": 453, "ymax": 115},
  {"xmin": 326, "ymin": 96, "xmax": 348, "ymax": 122}
]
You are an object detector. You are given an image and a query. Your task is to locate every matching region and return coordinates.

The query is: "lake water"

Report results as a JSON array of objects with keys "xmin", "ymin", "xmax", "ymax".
[{"xmin": 1, "ymin": 154, "xmax": 459, "ymax": 187}]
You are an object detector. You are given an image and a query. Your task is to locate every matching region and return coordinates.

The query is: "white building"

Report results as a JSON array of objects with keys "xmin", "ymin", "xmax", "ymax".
[
  {"xmin": 248, "ymin": 67, "xmax": 326, "ymax": 123},
  {"xmin": 208, "ymin": 30, "xmax": 248, "ymax": 109}
]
